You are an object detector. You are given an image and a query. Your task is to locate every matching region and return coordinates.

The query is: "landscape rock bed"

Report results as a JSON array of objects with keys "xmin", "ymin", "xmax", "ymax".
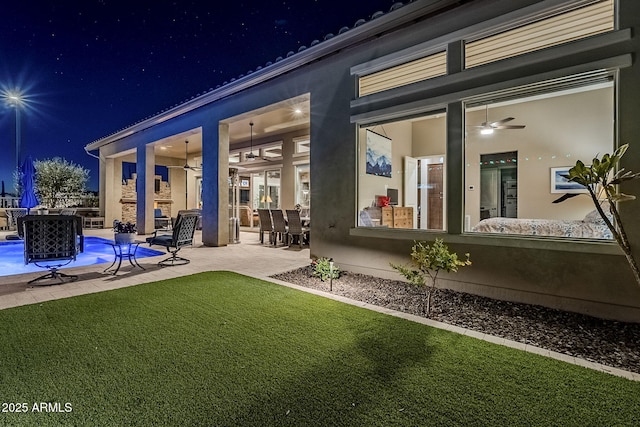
[{"xmin": 272, "ymin": 266, "xmax": 640, "ymax": 375}]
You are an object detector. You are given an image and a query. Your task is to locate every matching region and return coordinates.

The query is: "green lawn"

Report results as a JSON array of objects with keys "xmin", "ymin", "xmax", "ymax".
[{"xmin": 0, "ymin": 271, "xmax": 639, "ymax": 426}]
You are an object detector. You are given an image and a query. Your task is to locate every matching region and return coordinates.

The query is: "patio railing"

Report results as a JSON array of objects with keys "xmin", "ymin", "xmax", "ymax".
[
  {"xmin": 0, "ymin": 196, "xmax": 20, "ymax": 208},
  {"xmin": 0, "ymin": 194, "xmax": 98, "ymax": 209}
]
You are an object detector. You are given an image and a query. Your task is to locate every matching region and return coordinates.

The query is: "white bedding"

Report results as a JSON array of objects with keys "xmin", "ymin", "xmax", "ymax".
[{"xmin": 471, "ymin": 209, "xmax": 613, "ymax": 239}]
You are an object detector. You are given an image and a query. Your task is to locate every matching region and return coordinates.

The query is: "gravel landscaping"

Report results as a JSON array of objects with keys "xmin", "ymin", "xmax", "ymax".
[{"xmin": 272, "ymin": 266, "xmax": 640, "ymax": 375}]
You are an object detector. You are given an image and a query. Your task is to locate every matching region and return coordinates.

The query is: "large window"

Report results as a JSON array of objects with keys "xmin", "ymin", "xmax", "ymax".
[
  {"xmin": 358, "ymin": 112, "xmax": 446, "ymax": 230},
  {"xmin": 464, "ymin": 73, "xmax": 615, "ymax": 239},
  {"xmin": 252, "ymin": 169, "xmax": 281, "ymax": 210},
  {"xmin": 295, "ymin": 164, "xmax": 310, "ymax": 209}
]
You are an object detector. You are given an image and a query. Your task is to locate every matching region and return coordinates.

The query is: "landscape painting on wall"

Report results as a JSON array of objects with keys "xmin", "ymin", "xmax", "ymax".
[
  {"xmin": 366, "ymin": 130, "xmax": 392, "ymax": 178},
  {"xmin": 550, "ymin": 166, "xmax": 588, "ymax": 193}
]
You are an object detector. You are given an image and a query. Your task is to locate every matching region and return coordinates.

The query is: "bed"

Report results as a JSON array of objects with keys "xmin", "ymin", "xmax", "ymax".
[{"xmin": 471, "ymin": 208, "xmax": 613, "ymax": 239}]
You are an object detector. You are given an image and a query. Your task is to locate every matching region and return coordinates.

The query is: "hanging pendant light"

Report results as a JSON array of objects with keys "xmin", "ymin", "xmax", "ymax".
[{"xmin": 246, "ymin": 122, "xmax": 256, "ymax": 160}]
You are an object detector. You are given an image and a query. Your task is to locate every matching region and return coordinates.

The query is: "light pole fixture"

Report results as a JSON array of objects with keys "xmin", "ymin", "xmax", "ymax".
[{"xmin": 6, "ymin": 92, "xmax": 23, "ymax": 172}]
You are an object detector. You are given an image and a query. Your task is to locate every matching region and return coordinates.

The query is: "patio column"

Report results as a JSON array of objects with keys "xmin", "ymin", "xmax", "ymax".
[
  {"xmin": 201, "ymin": 121, "xmax": 228, "ymax": 247},
  {"xmin": 136, "ymin": 145, "xmax": 156, "ymax": 235},
  {"xmin": 104, "ymin": 157, "xmax": 120, "ymax": 227},
  {"xmin": 98, "ymin": 151, "xmax": 107, "ymax": 218}
]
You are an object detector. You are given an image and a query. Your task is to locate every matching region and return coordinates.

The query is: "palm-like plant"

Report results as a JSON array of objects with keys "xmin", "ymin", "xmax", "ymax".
[{"xmin": 567, "ymin": 144, "xmax": 640, "ymax": 286}]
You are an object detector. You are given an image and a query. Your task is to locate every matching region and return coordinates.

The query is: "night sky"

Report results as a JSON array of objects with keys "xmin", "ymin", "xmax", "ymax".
[{"xmin": 1, "ymin": 0, "xmax": 399, "ymax": 191}]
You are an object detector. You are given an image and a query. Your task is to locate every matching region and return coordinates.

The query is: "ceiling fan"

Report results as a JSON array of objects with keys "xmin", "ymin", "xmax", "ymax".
[
  {"xmin": 472, "ymin": 105, "xmax": 526, "ymax": 135},
  {"xmin": 168, "ymin": 140, "xmax": 202, "ymax": 171}
]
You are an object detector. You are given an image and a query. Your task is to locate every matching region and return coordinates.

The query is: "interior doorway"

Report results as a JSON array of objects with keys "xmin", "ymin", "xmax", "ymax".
[
  {"xmin": 480, "ymin": 151, "xmax": 518, "ymax": 219},
  {"xmin": 416, "ymin": 155, "xmax": 446, "ymax": 230}
]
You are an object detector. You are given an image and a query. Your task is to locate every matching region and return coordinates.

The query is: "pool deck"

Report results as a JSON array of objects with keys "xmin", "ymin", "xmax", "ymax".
[
  {"xmin": 0, "ymin": 228, "xmax": 310, "ymax": 309},
  {"xmin": 0, "ymin": 227, "xmax": 637, "ymax": 382}
]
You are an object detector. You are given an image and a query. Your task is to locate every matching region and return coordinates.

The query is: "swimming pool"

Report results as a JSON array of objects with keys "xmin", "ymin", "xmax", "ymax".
[{"xmin": 0, "ymin": 236, "xmax": 164, "ymax": 275}]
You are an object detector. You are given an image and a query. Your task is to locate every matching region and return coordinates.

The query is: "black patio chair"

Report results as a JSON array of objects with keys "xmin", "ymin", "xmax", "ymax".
[
  {"xmin": 146, "ymin": 211, "xmax": 199, "ymax": 266},
  {"xmin": 20, "ymin": 215, "xmax": 84, "ymax": 284}
]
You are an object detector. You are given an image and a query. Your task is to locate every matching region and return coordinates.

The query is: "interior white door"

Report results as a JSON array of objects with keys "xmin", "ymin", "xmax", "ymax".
[{"xmin": 404, "ymin": 156, "xmax": 418, "ymax": 228}]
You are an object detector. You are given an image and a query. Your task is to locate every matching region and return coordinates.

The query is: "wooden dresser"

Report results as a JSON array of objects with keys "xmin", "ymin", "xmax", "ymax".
[{"xmin": 367, "ymin": 206, "xmax": 413, "ymax": 228}]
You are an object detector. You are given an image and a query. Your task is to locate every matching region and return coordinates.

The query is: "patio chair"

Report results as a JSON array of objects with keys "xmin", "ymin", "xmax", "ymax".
[
  {"xmin": 59, "ymin": 208, "xmax": 77, "ymax": 215},
  {"xmin": 146, "ymin": 211, "xmax": 199, "ymax": 266},
  {"xmin": 270, "ymin": 209, "xmax": 289, "ymax": 246},
  {"xmin": 20, "ymin": 215, "xmax": 84, "ymax": 285},
  {"xmin": 0, "ymin": 209, "xmax": 7, "ymax": 230},
  {"xmin": 286, "ymin": 209, "xmax": 309, "ymax": 248},
  {"xmin": 6, "ymin": 208, "xmax": 28, "ymax": 231},
  {"xmin": 257, "ymin": 209, "xmax": 273, "ymax": 244},
  {"xmin": 154, "ymin": 208, "xmax": 171, "ymax": 230}
]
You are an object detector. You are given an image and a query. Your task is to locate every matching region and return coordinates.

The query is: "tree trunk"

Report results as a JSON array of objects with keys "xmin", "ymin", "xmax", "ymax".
[{"xmin": 594, "ymin": 191, "xmax": 640, "ymax": 288}]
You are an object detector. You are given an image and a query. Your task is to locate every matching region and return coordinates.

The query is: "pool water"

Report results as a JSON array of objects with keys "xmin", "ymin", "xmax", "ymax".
[{"xmin": 0, "ymin": 236, "xmax": 164, "ymax": 275}]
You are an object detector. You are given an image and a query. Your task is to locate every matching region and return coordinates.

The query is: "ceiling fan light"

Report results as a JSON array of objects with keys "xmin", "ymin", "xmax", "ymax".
[{"xmin": 481, "ymin": 128, "xmax": 494, "ymax": 135}]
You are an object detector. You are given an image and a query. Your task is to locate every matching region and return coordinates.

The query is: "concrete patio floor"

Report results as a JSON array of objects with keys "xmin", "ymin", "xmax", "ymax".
[
  {"xmin": 0, "ymin": 228, "xmax": 310, "ymax": 310},
  {"xmin": 0, "ymin": 227, "xmax": 637, "ymax": 382}
]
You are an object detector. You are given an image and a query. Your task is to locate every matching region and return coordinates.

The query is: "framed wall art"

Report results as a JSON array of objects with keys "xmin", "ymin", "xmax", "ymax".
[
  {"xmin": 550, "ymin": 167, "xmax": 588, "ymax": 193},
  {"xmin": 365, "ymin": 130, "xmax": 392, "ymax": 178}
]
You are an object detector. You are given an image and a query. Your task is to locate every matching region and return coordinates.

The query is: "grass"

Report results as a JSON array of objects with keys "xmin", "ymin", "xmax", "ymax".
[{"xmin": 0, "ymin": 271, "xmax": 639, "ymax": 426}]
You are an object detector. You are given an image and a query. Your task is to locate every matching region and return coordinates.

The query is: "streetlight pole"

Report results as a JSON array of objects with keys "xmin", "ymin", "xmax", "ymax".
[{"xmin": 9, "ymin": 94, "xmax": 22, "ymax": 172}]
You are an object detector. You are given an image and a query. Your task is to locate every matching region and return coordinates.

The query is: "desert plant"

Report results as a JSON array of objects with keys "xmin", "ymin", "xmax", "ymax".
[
  {"xmin": 391, "ymin": 239, "xmax": 471, "ymax": 316},
  {"xmin": 32, "ymin": 157, "xmax": 90, "ymax": 208},
  {"xmin": 312, "ymin": 257, "xmax": 340, "ymax": 282},
  {"xmin": 566, "ymin": 143, "xmax": 640, "ymax": 286}
]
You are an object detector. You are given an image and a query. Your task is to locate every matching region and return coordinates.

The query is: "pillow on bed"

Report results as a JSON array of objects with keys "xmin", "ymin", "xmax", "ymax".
[{"xmin": 583, "ymin": 202, "xmax": 612, "ymax": 223}]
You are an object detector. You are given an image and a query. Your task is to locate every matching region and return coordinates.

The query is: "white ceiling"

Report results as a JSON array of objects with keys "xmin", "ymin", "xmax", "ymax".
[{"xmin": 153, "ymin": 95, "xmax": 310, "ymax": 160}]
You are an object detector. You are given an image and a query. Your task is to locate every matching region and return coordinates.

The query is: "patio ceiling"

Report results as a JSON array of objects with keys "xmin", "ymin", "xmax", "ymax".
[{"xmin": 154, "ymin": 95, "xmax": 310, "ymax": 161}]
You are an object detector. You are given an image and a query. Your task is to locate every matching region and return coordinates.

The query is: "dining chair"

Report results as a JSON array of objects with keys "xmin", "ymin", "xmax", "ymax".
[
  {"xmin": 286, "ymin": 209, "xmax": 309, "ymax": 248},
  {"xmin": 257, "ymin": 209, "xmax": 273, "ymax": 244},
  {"xmin": 270, "ymin": 209, "xmax": 288, "ymax": 246}
]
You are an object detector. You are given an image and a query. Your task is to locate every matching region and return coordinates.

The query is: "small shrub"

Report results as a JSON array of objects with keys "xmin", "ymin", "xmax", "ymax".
[
  {"xmin": 113, "ymin": 220, "xmax": 136, "ymax": 233},
  {"xmin": 391, "ymin": 238, "xmax": 471, "ymax": 316},
  {"xmin": 311, "ymin": 257, "xmax": 340, "ymax": 282}
]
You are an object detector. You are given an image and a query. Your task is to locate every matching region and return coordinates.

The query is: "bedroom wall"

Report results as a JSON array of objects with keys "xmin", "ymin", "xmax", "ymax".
[
  {"xmin": 358, "ymin": 116, "xmax": 447, "ymax": 218},
  {"xmin": 412, "ymin": 115, "xmax": 446, "ymax": 158},
  {"xmin": 465, "ymin": 85, "xmax": 613, "ymax": 227},
  {"xmin": 358, "ymin": 122, "xmax": 412, "ymax": 211}
]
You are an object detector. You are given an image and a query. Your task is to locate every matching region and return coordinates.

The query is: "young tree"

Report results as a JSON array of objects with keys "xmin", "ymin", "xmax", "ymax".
[
  {"xmin": 391, "ymin": 238, "xmax": 471, "ymax": 316},
  {"xmin": 566, "ymin": 144, "xmax": 640, "ymax": 286},
  {"xmin": 34, "ymin": 157, "xmax": 90, "ymax": 208}
]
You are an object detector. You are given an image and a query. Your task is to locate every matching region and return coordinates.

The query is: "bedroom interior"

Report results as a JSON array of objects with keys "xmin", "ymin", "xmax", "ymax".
[
  {"xmin": 358, "ymin": 75, "xmax": 614, "ymax": 239},
  {"xmin": 465, "ymin": 76, "xmax": 614, "ymax": 238}
]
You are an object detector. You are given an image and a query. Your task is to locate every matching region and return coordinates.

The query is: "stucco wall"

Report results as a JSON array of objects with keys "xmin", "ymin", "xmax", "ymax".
[
  {"xmin": 94, "ymin": 0, "xmax": 640, "ymax": 321},
  {"xmin": 306, "ymin": 0, "xmax": 640, "ymax": 321}
]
